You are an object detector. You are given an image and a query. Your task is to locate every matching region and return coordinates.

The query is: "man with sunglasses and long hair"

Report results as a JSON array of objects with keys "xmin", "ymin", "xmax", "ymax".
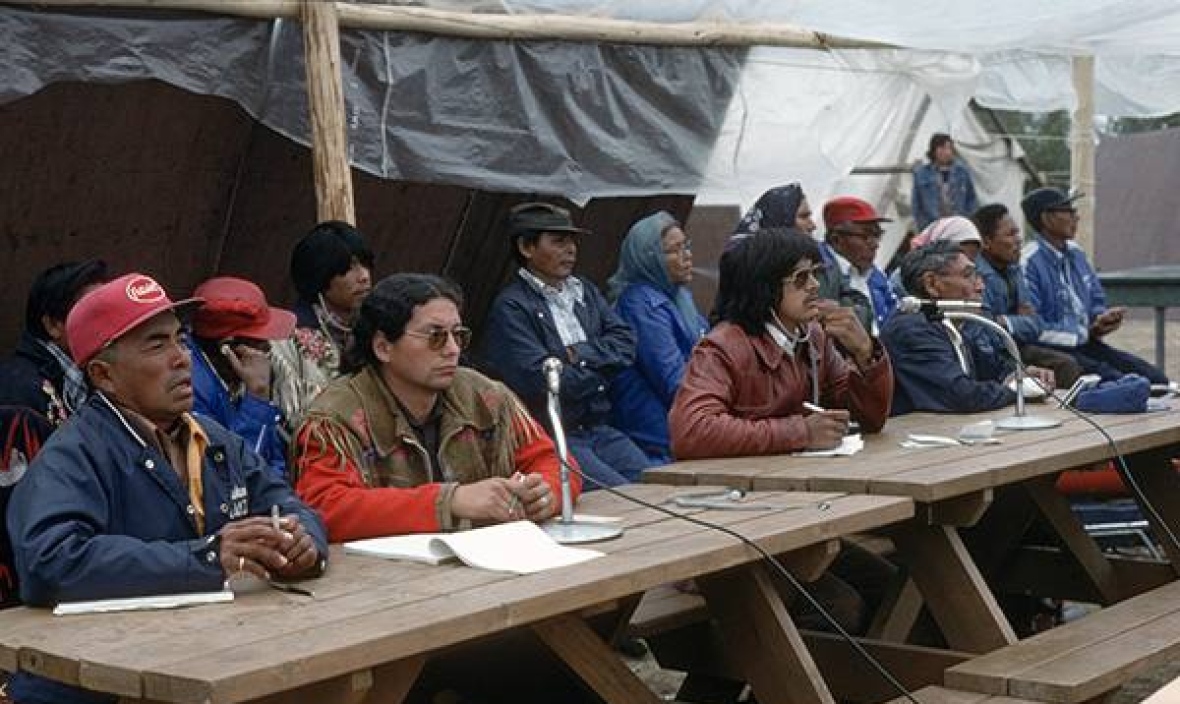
[
  {"xmin": 292, "ymin": 273, "xmax": 575, "ymax": 542},
  {"xmin": 188, "ymin": 277, "xmax": 297, "ymax": 480}
]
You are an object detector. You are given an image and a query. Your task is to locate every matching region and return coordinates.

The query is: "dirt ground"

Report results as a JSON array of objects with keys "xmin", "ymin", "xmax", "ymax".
[{"xmin": 624, "ymin": 316, "xmax": 1180, "ymax": 703}]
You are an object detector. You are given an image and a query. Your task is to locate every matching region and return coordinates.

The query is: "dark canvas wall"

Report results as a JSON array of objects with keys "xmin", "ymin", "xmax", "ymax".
[
  {"xmin": 1094, "ymin": 128, "xmax": 1180, "ymax": 271},
  {"xmin": 0, "ymin": 79, "xmax": 694, "ymax": 349}
]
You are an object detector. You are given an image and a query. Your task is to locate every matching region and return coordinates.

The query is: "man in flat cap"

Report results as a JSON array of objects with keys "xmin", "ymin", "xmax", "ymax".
[
  {"xmin": 481, "ymin": 202, "xmax": 651, "ymax": 487},
  {"xmin": 1021, "ymin": 188, "xmax": 1167, "ymax": 383},
  {"xmin": 6, "ymin": 273, "xmax": 327, "ymax": 704}
]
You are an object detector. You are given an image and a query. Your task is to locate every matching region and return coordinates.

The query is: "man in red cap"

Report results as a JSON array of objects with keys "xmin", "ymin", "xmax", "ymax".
[
  {"xmin": 188, "ymin": 277, "xmax": 296, "ymax": 480},
  {"xmin": 821, "ymin": 196, "xmax": 899, "ymax": 333},
  {"xmin": 5, "ymin": 273, "xmax": 327, "ymax": 704}
]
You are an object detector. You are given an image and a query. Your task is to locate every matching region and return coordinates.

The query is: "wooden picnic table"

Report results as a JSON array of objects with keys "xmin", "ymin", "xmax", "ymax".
[
  {"xmin": 646, "ymin": 403, "xmax": 1180, "ymax": 655},
  {"xmin": 0, "ymin": 484, "xmax": 912, "ymax": 704}
]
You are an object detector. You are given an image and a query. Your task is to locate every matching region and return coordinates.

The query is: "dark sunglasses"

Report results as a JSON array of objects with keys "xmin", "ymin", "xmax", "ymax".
[
  {"xmin": 404, "ymin": 325, "xmax": 473, "ymax": 351},
  {"xmin": 784, "ymin": 264, "xmax": 826, "ymax": 290}
]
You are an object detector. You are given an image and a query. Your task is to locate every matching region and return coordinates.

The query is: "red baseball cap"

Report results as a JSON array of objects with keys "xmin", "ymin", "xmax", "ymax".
[
  {"xmin": 66, "ymin": 273, "xmax": 201, "ymax": 366},
  {"xmin": 823, "ymin": 196, "xmax": 893, "ymax": 230},
  {"xmin": 190, "ymin": 277, "xmax": 296, "ymax": 341}
]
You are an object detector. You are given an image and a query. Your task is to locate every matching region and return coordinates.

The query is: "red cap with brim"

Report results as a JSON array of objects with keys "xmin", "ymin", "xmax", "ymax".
[
  {"xmin": 190, "ymin": 277, "xmax": 296, "ymax": 341},
  {"xmin": 823, "ymin": 196, "xmax": 893, "ymax": 230},
  {"xmin": 66, "ymin": 273, "xmax": 201, "ymax": 366}
]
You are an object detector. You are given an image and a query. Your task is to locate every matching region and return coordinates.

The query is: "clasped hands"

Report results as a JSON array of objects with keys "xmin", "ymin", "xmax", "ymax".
[
  {"xmin": 217, "ymin": 514, "xmax": 320, "ymax": 580},
  {"xmin": 452, "ymin": 473, "xmax": 556, "ymax": 524}
]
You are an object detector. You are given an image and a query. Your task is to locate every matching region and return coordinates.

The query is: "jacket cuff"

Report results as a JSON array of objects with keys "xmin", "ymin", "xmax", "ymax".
[{"xmin": 852, "ymin": 339, "xmax": 888, "ymax": 375}]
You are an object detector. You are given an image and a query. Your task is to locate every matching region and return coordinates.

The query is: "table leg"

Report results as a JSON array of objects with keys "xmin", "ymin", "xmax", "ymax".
[
  {"xmin": 1122, "ymin": 447, "xmax": 1180, "ymax": 575},
  {"xmin": 890, "ymin": 522, "xmax": 1017, "ymax": 653},
  {"xmin": 531, "ymin": 614, "xmax": 662, "ymax": 704},
  {"xmin": 697, "ymin": 563, "xmax": 835, "ymax": 704},
  {"xmin": 1023, "ymin": 475, "xmax": 1123, "ymax": 604}
]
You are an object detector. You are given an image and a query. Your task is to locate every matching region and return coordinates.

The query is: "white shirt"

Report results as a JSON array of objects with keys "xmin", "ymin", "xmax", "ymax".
[{"xmin": 518, "ymin": 268, "xmax": 588, "ymax": 347}]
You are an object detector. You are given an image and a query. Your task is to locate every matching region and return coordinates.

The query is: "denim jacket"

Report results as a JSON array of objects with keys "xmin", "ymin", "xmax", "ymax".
[{"xmin": 911, "ymin": 160, "xmax": 979, "ymax": 231}]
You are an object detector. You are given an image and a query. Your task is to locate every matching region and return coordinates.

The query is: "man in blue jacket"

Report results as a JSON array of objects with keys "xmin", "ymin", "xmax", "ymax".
[
  {"xmin": 821, "ymin": 196, "xmax": 898, "ymax": 334},
  {"xmin": 6, "ymin": 273, "xmax": 327, "ymax": 704},
  {"xmin": 972, "ymin": 203, "xmax": 1081, "ymax": 388},
  {"xmin": 882, "ymin": 242, "xmax": 1054, "ymax": 414},
  {"xmin": 188, "ymin": 276, "xmax": 296, "ymax": 480},
  {"xmin": 1020, "ymin": 188, "xmax": 1167, "ymax": 384},
  {"xmin": 481, "ymin": 203, "xmax": 651, "ymax": 487},
  {"xmin": 911, "ymin": 133, "xmax": 979, "ymax": 230}
]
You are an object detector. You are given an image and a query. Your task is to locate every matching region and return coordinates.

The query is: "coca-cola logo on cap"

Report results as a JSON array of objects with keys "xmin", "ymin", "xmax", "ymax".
[{"xmin": 125, "ymin": 275, "xmax": 166, "ymax": 303}]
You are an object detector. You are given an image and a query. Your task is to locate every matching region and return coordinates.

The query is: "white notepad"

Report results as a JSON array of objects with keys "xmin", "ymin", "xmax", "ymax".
[
  {"xmin": 343, "ymin": 520, "xmax": 604, "ymax": 574},
  {"xmin": 53, "ymin": 590, "xmax": 234, "ymax": 616}
]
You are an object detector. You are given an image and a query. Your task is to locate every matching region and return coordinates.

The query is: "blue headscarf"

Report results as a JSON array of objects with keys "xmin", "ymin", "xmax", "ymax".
[
  {"xmin": 726, "ymin": 183, "xmax": 805, "ymax": 252},
  {"xmin": 608, "ymin": 211, "xmax": 704, "ymax": 339}
]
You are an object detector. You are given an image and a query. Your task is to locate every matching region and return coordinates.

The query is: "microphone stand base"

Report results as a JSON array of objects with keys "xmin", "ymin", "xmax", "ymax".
[
  {"xmin": 542, "ymin": 520, "xmax": 624, "ymax": 545},
  {"xmin": 996, "ymin": 414, "xmax": 1062, "ymax": 431}
]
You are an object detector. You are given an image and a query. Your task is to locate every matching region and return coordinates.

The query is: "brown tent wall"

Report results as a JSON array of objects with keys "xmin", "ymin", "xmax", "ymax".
[
  {"xmin": 0, "ymin": 79, "xmax": 694, "ymax": 350},
  {"xmin": 1094, "ymin": 127, "xmax": 1180, "ymax": 272}
]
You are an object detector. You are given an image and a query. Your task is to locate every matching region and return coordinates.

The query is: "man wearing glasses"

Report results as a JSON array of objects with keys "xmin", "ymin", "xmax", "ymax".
[
  {"xmin": 187, "ymin": 277, "xmax": 296, "ymax": 481},
  {"xmin": 820, "ymin": 196, "xmax": 899, "ymax": 334},
  {"xmin": 293, "ymin": 273, "xmax": 573, "ymax": 542},
  {"xmin": 1021, "ymin": 188, "xmax": 1168, "ymax": 384},
  {"xmin": 882, "ymin": 241, "xmax": 1055, "ymax": 414}
]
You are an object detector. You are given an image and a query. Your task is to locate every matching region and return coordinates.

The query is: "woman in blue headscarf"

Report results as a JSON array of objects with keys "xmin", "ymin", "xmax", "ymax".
[{"xmin": 607, "ymin": 211, "xmax": 708, "ymax": 463}]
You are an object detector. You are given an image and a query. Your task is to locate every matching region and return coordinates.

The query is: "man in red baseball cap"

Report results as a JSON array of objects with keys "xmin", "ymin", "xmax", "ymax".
[
  {"xmin": 820, "ymin": 196, "xmax": 899, "ymax": 333},
  {"xmin": 188, "ymin": 277, "xmax": 296, "ymax": 480},
  {"xmin": 6, "ymin": 273, "xmax": 326, "ymax": 704}
]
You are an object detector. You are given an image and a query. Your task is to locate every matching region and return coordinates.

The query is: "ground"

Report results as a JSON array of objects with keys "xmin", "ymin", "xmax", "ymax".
[{"xmin": 624, "ymin": 316, "xmax": 1180, "ymax": 703}]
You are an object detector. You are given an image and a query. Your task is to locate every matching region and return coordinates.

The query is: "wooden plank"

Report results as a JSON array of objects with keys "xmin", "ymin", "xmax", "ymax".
[
  {"xmin": 531, "ymin": 614, "xmax": 662, "ymax": 704},
  {"xmin": 245, "ymin": 656, "xmax": 423, "ymax": 704},
  {"xmin": 801, "ymin": 631, "xmax": 971, "ymax": 703},
  {"xmin": 889, "ymin": 523, "xmax": 1017, "ymax": 654},
  {"xmin": 779, "ymin": 539, "xmax": 840, "ymax": 582},
  {"xmin": 866, "ymin": 576, "xmax": 924, "ymax": 643},
  {"xmin": 925, "ymin": 490, "xmax": 993, "ymax": 528},
  {"xmin": 1006, "ymin": 607, "xmax": 1180, "ymax": 703},
  {"xmin": 883, "ymin": 685, "xmax": 1031, "ymax": 704},
  {"xmin": 698, "ymin": 564, "xmax": 834, "ymax": 704},
  {"xmin": 945, "ymin": 579, "xmax": 1180, "ymax": 696}
]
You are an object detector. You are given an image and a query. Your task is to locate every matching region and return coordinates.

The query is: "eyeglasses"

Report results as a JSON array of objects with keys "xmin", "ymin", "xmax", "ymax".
[
  {"xmin": 836, "ymin": 227, "xmax": 883, "ymax": 241},
  {"xmin": 662, "ymin": 239, "xmax": 693, "ymax": 257},
  {"xmin": 404, "ymin": 325, "xmax": 473, "ymax": 351},
  {"xmin": 784, "ymin": 264, "xmax": 826, "ymax": 290},
  {"xmin": 939, "ymin": 265, "xmax": 980, "ymax": 281}
]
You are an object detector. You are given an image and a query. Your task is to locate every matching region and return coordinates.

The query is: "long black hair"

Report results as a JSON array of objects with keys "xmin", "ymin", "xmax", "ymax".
[
  {"xmin": 711, "ymin": 228, "xmax": 819, "ymax": 335},
  {"xmin": 25, "ymin": 259, "xmax": 110, "ymax": 340},
  {"xmin": 289, "ymin": 221, "xmax": 374, "ymax": 303},
  {"xmin": 343, "ymin": 273, "xmax": 464, "ymax": 374}
]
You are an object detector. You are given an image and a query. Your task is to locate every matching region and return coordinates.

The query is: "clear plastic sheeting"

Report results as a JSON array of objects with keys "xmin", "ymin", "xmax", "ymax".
[{"xmin": 0, "ymin": 6, "xmax": 743, "ymax": 203}]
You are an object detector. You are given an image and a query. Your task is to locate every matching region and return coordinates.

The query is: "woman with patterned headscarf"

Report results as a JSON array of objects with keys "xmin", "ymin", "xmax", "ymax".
[
  {"xmin": 729, "ymin": 182, "xmax": 818, "ymax": 247},
  {"xmin": 607, "ymin": 211, "xmax": 707, "ymax": 463}
]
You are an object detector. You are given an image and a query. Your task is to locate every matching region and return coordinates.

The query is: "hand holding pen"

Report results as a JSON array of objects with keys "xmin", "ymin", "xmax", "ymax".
[{"xmin": 801, "ymin": 401, "xmax": 850, "ymax": 450}]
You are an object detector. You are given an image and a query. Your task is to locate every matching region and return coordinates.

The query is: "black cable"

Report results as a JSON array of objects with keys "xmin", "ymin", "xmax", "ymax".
[
  {"xmin": 561, "ymin": 458, "xmax": 922, "ymax": 704},
  {"xmin": 1028, "ymin": 375, "xmax": 1180, "ymax": 555}
]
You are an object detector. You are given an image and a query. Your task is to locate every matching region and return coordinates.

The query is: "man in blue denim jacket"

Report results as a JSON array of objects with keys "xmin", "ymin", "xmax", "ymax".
[
  {"xmin": 6, "ymin": 273, "xmax": 327, "ymax": 704},
  {"xmin": 1020, "ymin": 188, "xmax": 1167, "ymax": 383},
  {"xmin": 481, "ymin": 203, "xmax": 651, "ymax": 487},
  {"xmin": 971, "ymin": 203, "xmax": 1081, "ymax": 387},
  {"xmin": 912, "ymin": 134, "xmax": 979, "ymax": 231}
]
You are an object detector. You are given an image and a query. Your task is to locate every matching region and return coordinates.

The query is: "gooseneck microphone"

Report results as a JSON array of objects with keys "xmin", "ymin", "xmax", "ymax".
[
  {"xmin": 538, "ymin": 357, "xmax": 623, "ymax": 544},
  {"xmin": 897, "ymin": 296, "xmax": 983, "ymax": 314},
  {"xmin": 898, "ymin": 297, "xmax": 1060, "ymax": 430}
]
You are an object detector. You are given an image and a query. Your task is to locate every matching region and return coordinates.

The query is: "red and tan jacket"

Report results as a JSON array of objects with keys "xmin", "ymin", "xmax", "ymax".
[
  {"xmin": 293, "ymin": 365, "xmax": 578, "ymax": 541},
  {"xmin": 669, "ymin": 321, "xmax": 892, "ymax": 459}
]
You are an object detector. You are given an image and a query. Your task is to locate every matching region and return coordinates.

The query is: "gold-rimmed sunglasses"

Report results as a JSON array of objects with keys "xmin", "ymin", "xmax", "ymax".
[{"xmin": 404, "ymin": 325, "xmax": 473, "ymax": 351}]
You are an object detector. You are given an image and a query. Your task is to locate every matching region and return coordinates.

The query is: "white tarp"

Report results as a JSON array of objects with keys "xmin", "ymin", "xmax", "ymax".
[{"xmin": 2, "ymin": 0, "xmax": 1180, "ymax": 226}]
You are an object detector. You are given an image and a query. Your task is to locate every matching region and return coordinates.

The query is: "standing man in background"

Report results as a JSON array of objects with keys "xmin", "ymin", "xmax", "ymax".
[{"xmin": 912, "ymin": 133, "xmax": 979, "ymax": 231}]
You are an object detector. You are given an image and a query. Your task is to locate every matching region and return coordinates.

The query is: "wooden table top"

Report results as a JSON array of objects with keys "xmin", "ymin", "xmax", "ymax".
[
  {"xmin": 645, "ymin": 403, "xmax": 1180, "ymax": 503},
  {"xmin": 0, "ymin": 485, "xmax": 912, "ymax": 704}
]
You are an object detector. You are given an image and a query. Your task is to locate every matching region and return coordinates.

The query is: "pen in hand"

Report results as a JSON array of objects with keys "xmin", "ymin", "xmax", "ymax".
[
  {"xmin": 506, "ymin": 472, "xmax": 526, "ymax": 519},
  {"xmin": 802, "ymin": 401, "xmax": 825, "ymax": 414},
  {"xmin": 271, "ymin": 504, "xmax": 281, "ymax": 532}
]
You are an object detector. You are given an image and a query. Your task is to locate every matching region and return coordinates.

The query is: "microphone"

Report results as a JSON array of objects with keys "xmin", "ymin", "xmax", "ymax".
[
  {"xmin": 538, "ymin": 356, "xmax": 623, "ymax": 545},
  {"xmin": 542, "ymin": 357, "xmax": 562, "ymax": 395},
  {"xmin": 897, "ymin": 296, "xmax": 983, "ymax": 314}
]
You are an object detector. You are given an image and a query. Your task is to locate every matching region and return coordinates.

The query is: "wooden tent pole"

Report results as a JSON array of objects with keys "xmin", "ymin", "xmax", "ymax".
[
  {"xmin": 1070, "ymin": 55, "xmax": 1096, "ymax": 259},
  {"xmin": 17, "ymin": 0, "xmax": 886, "ymax": 49},
  {"xmin": 300, "ymin": 0, "xmax": 355, "ymax": 224}
]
